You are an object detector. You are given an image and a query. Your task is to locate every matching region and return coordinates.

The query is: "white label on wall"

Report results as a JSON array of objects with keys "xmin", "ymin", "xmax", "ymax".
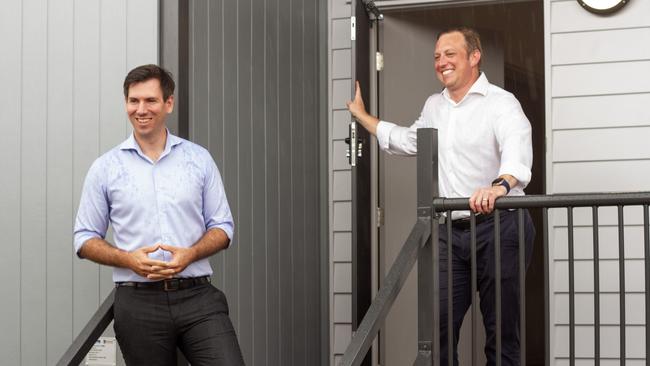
[{"xmin": 85, "ymin": 337, "xmax": 117, "ymax": 366}]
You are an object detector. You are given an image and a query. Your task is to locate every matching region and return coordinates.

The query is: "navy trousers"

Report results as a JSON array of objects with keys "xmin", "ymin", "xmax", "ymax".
[
  {"xmin": 113, "ymin": 282, "xmax": 244, "ymax": 366},
  {"xmin": 439, "ymin": 209, "xmax": 535, "ymax": 366}
]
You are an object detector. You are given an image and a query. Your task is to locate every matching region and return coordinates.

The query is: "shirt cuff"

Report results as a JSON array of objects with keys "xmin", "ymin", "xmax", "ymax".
[
  {"xmin": 376, "ymin": 121, "xmax": 397, "ymax": 150},
  {"xmin": 498, "ymin": 162, "xmax": 531, "ymax": 189},
  {"xmin": 206, "ymin": 223, "xmax": 235, "ymax": 247},
  {"xmin": 74, "ymin": 231, "xmax": 103, "ymax": 257}
]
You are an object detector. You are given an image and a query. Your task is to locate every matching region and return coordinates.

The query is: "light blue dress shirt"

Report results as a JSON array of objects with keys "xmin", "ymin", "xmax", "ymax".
[{"xmin": 74, "ymin": 131, "xmax": 234, "ymax": 282}]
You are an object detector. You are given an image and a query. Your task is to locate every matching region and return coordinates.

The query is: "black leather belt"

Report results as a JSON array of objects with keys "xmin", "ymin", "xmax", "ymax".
[
  {"xmin": 115, "ymin": 276, "xmax": 210, "ymax": 291},
  {"xmin": 451, "ymin": 213, "xmax": 493, "ymax": 231}
]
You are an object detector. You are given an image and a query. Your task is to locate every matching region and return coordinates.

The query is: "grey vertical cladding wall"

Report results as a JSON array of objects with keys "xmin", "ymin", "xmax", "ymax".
[
  {"xmin": 545, "ymin": 0, "xmax": 650, "ymax": 363},
  {"xmin": 187, "ymin": 0, "xmax": 322, "ymax": 365},
  {"xmin": 328, "ymin": 0, "xmax": 353, "ymax": 364},
  {"xmin": 0, "ymin": 0, "xmax": 158, "ymax": 365}
]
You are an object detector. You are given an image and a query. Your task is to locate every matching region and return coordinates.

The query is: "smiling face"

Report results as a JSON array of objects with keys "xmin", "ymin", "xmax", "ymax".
[
  {"xmin": 126, "ymin": 78, "xmax": 174, "ymax": 142},
  {"xmin": 434, "ymin": 31, "xmax": 481, "ymax": 101}
]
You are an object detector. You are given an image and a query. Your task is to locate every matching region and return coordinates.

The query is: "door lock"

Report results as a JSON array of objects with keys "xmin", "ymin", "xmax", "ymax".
[{"xmin": 346, "ymin": 122, "xmax": 363, "ymax": 166}]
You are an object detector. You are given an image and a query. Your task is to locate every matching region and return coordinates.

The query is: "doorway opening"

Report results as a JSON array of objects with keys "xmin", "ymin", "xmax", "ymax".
[{"xmin": 374, "ymin": 1, "xmax": 545, "ymax": 365}]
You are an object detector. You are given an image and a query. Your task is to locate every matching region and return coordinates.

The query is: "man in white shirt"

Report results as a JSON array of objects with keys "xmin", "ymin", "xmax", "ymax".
[{"xmin": 347, "ymin": 27, "xmax": 535, "ymax": 365}]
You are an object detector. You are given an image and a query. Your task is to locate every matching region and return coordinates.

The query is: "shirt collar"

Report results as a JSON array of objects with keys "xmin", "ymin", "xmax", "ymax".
[
  {"xmin": 442, "ymin": 72, "xmax": 490, "ymax": 104},
  {"xmin": 119, "ymin": 129, "xmax": 183, "ymax": 160},
  {"xmin": 468, "ymin": 72, "xmax": 489, "ymax": 96}
]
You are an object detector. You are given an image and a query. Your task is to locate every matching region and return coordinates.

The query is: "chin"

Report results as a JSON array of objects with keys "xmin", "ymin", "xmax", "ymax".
[
  {"xmin": 134, "ymin": 128, "xmax": 153, "ymax": 137},
  {"xmin": 437, "ymin": 77, "xmax": 452, "ymax": 87}
]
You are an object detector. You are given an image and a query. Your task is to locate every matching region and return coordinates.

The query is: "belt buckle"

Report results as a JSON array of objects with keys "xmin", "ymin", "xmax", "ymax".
[{"xmin": 163, "ymin": 278, "xmax": 180, "ymax": 291}]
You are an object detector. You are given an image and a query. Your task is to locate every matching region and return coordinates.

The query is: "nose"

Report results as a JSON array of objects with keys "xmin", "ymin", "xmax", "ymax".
[
  {"xmin": 437, "ymin": 54, "xmax": 448, "ymax": 67},
  {"xmin": 136, "ymin": 101, "xmax": 147, "ymax": 115},
  {"xmin": 434, "ymin": 59, "xmax": 443, "ymax": 71}
]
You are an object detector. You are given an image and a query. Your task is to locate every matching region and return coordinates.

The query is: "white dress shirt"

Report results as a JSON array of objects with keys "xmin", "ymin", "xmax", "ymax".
[{"xmin": 376, "ymin": 73, "xmax": 532, "ymax": 200}]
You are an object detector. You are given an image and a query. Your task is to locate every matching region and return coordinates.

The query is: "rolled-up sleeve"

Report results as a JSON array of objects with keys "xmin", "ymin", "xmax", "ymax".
[
  {"xmin": 202, "ymin": 157, "xmax": 234, "ymax": 244},
  {"xmin": 73, "ymin": 160, "xmax": 110, "ymax": 255},
  {"xmin": 495, "ymin": 96, "xmax": 533, "ymax": 188},
  {"xmin": 376, "ymin": 120, "xmax": 397, "ymax": 151}
]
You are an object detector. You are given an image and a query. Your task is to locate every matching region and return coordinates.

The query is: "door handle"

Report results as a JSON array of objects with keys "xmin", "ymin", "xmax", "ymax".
[{"xmin": 346, "ymin": 122, "xmax": 363, "ymax": 166}]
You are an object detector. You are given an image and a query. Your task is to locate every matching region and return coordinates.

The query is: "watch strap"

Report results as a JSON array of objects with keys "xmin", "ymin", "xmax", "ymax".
[{"xmin": 491, "ymin": 178, "xmax": 511, "ymax": 194}]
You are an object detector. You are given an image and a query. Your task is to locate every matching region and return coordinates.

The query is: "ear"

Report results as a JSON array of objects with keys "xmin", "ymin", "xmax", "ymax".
[
  {"xmin": 469, "ymin": 49, "xmax": 481, "ymax": 68},
  {"xmin": 165, "ymin": 95, "xmax": 175, "ymax": 114}
]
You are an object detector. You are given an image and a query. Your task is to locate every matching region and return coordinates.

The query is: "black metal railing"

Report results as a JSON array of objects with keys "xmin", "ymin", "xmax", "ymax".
[
  {"xmin": 57, "ymin": 289, "xmax": 188, "ymax": 366},
  {"xmin": 339, "ymin": 128, "xmax": 650, "ymax": 366},
  {"xmin": 57, "ymin": 290, "xmax": 115, "ymax": 366},
  {"xmin": 57, "ymin": 289, "xmax": 190, "ymax": 366}
]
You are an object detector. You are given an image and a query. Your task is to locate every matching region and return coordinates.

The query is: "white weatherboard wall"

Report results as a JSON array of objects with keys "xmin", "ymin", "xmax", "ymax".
[
  {"xmin": 329, "ymin": 0, "xmax": 353, "ymax": 364},
  {"xmin": 546, "ymin": 0, "xmax": 650, "ymax": 364},
  {"xmin": 0, "ymin": 0, "xmax": 158, "ymax": 365}
]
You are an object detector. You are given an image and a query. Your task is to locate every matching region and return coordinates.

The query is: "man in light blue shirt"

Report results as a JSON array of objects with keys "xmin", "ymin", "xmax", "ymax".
[{"xmin": 74, "ymin": 64, "xmax": 244, "ymax": 365}]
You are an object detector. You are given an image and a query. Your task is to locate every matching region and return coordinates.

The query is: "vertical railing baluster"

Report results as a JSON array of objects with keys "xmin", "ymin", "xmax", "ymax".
[
  {"xmin": 419, "ymin": 218, "xmax": 436, "ymax": 366},
  {"xmin": 568, "ymin": 207, "xmax": 575, "ymax": 366},
  {"xmin": 471, "ymin": 213, "xmax": 478, "ymax": 366},
  {"xmin": 433, "ymin": 210, "xmax": 440, "ymax": 366},
  {"xmin": 415, "ymin": 128, "xmax": 438, "ymax": 366},
  {"xmin": 618, "ymin": 205, "xmax": 626, "ymax": 366},
  {"xmin": 543, "ymin": 208, "xmax": 550, "ymax": 366},
  {"xmin": 592, "ymin": 206, "xmax": 600, "ymax": 366},
  {"xmin": 446, "ymin": 210, "xmax": 453, "ymax": 366},
  {"xmin": 644, "ymin": 204, "xmax": 650, "ymax": 365},
  {"xmin": 494, "ymin": 209, "xmax": 501, "ymax": 366},
  {"xmin": 518, "ymin": 209, "xmax": 526, "ymax": 366}
]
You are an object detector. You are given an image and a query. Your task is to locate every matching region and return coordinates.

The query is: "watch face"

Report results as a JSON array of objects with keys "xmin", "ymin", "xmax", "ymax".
[{"xmin": 577, "ymin": 0, "xmax": 629, "ymax": 14}]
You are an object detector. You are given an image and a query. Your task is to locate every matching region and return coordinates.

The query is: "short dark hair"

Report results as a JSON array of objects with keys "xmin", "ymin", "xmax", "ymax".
[
  {"xmin": 437, "ymin": 27, "xmax": 483, "ymax": 67},
  {"xmin": 123, "ymin": 64, "xmax": 175, "ymax": 101}
]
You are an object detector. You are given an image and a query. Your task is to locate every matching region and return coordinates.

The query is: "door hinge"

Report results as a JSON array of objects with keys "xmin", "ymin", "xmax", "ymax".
[
  {"xmin": 376, "ymin": 52, "xmax": 384, "ymax": 71},
  {"xmin": 350, "ymin": 16, "xmax": 356, "ymax": 41},
  {"xmin": 376, "ymin": 206, "xmax": 384, "ymax": 227}
]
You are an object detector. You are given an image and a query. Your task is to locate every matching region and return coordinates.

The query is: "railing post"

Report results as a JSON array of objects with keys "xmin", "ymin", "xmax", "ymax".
[
  {"xmin": 57, "ymin": 289, "xmax": 115, "ymax": 366},
  {"xmin": 414, "ymin": 128, "xmax": 439, "ymax": 366}
]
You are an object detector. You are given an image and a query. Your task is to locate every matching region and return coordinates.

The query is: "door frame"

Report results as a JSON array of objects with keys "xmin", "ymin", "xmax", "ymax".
[
  {"xmin": 350, "ymin": 1, "xmax": 376, "ymax": 365},
  {"xmin": 355, "ymin": 0, "xmax": 547, "ymax": 364}
]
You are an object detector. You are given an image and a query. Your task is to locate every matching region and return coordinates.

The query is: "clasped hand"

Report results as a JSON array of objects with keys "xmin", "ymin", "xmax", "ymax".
[{"xmin": 129, "ymin": 244, "xmax": 195, "ymax": 280}]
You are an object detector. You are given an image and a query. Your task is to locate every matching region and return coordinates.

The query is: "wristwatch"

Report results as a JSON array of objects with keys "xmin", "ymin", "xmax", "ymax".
[{"xmin": 491, "ymin": 178, "xmax": 511, "ymax": 194}]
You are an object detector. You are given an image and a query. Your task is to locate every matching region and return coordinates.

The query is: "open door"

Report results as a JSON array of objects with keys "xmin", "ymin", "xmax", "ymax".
[{"xmin": 374, "ymin": 2, "xmax": 546, "ymax": 365}]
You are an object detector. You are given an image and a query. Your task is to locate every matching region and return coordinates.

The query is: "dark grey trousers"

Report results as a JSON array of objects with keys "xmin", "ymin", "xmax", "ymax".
[
  {"xmin": 439, "ymin": 209, "xmax": 535, "ymax": 366},
  {"xmin": 114, "ymin": 283, "xmax": 245, "ymax": 366}
]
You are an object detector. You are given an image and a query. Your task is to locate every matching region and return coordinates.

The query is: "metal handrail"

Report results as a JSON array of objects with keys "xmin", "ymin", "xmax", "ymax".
[
  {"xmin": 339, "ymin": 219, "xmax": 430, "ymax": 366},
  {"xmin": 433, "ymin": 192, "xmax": 650, "ymax": 210},
  {"xmin": 340, "ymin": 127, "xmax": 650, "ymax": 366},
  {"xmin": 57, "ymin": 289, "xmax": 115, "ymax": 366}
]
